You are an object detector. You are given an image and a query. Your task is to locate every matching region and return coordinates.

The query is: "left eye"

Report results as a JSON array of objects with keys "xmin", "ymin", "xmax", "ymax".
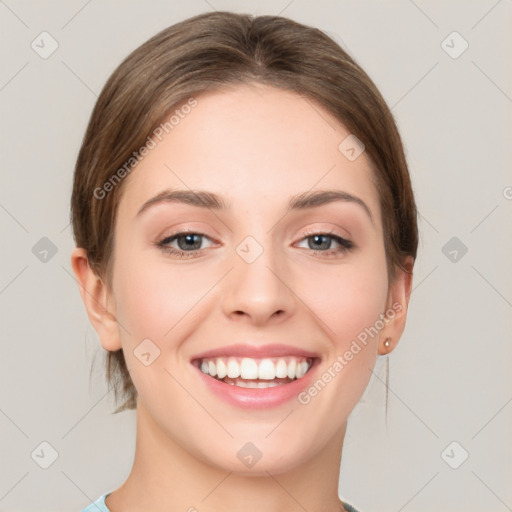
[{"xmin": 296, "ymin": 233, "xmax": 353, "ymax": 253}]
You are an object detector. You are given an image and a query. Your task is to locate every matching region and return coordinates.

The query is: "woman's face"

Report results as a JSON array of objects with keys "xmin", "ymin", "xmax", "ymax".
[{"xmin": 101, "ymin": 84, "xmax": 408, "ymax": 474}]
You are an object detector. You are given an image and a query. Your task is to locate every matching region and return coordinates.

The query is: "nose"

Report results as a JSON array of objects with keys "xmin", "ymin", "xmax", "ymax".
[{"xmin": 221, "ymin": 239, "xmax": 296, "ymax": 326}]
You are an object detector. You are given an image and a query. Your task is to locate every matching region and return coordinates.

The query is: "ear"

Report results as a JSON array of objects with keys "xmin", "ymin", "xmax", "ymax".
[
  {"xmin": 378, "ymin": 256, "xmax": 414, "ymax": 355},
  {"xmin": 70, "ymin": 247, "xmax": 122, "ymax": 351}
]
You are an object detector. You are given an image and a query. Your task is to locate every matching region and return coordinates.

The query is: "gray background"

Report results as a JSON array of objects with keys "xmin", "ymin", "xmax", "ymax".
[{"xmin": 1, "ymin": 1, "xmax": 511, "ymax": 511}]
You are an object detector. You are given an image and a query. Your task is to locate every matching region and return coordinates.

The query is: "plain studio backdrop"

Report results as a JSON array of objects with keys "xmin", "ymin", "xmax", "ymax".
[{"xmin": 1, "ymin": 1, "xmax": 511, "ymax": 511}]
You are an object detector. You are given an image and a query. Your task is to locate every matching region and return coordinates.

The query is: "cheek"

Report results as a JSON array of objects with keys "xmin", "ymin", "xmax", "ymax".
[
  {"xmin": 113, "ymin": 250, "xmax": 219, "ymax": 342},
  {"xmin": 296, "ymin": 258, "xmax": 389, "ymax": 346},
  {"xmin": 297, "ymin": 264, "xmax": 388, "ymax": 408},
  {"xmin": 111, "ymin": 253, "xmax": 208, "ymax": 395}
]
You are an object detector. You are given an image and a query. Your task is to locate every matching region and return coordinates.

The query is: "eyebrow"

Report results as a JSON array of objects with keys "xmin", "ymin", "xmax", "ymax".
[{"xmin": 136, "ymin": 188, "xmax": 373, "ymax": 222}]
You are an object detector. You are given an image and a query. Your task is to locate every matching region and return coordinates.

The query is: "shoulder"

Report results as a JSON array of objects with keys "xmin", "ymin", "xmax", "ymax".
[
  {"xmin": 79, "ymin": 494, "xmax": 111, "ymax": 512},
  {"xmin": 79, "ymin": 494, "xmax": 110, "ymax": 511},
  {"xmin": 341, "ymin": 500, "xmax": 363, "ymax": 512},
  {"xmin": 79, "ymin": 494, "xmax": 359, "ymax": 512}
]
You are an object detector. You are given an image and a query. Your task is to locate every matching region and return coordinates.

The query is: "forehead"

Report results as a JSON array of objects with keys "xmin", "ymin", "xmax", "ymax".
[{"xmin": 118, "ymin": 84, "xmax": 381, "ymax": 223}]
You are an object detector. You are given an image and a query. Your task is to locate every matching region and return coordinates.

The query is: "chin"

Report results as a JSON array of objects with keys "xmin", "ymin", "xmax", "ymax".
[{"xmin": 198, "ymin": 438, "xmax": 313, "ymax": 477}]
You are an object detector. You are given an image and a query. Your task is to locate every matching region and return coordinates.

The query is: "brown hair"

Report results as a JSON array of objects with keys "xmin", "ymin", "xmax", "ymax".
[{"xmin": 71, "ymin": 11, "xmax": 418, "ymax": 413}]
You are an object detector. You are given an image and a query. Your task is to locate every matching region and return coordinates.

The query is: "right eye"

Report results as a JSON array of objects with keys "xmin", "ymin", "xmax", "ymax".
[{"xmin": 156, "ymin": 231, "xmax": 216, "ymax": 258}]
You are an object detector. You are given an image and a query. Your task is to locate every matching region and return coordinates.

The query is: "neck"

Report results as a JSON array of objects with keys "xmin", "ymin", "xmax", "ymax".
[{"xmin": 106, "ymin": 400, "xmax": 348, "ymax": 512}]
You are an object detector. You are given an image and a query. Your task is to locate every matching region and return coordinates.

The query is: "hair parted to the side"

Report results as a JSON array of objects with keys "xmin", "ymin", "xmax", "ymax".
[{"xmin": 71, "ymin": 11, "xmax": 418, "ymax": 413}]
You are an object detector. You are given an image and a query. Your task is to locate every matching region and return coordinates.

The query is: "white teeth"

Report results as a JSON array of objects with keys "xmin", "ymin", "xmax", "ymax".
[
  {"xmin": 227, "ymin": 359, "xmax": 240, "ymax": 378},
  {"xmin": 275, "ymin": 359, "xmax": 288, "ymax": 378},
  {"xmin": 198, "ymin": 356, "xmax": 313, "ymax": 381},
  {"xmin": 296, "ymin": 361, "xmax": 309, "ymax": 378},
  {"xmin": 240, "ymin": 358, "xmax": 259, "ymax": 379},
  {"xmin": 258, "ymin": 358, "xmax": 275, "ymax": 380},
  {"xmin": 258, "ymin": 381, "xmax": 280, "ymax": 388},
  {"xmin": 237, "ymin": 380, "xmax": 257, "ymax": 388},
  {"xmin": 223, "ymin": 379, "xmax": 283, "ymax": 388},
  {"xmin": 216, "ymin": 359, "xmax": 227, "ymax": 379},
  {"xmin": 287, "ymin": 359, "xmax": 296, "ymax": 379}
]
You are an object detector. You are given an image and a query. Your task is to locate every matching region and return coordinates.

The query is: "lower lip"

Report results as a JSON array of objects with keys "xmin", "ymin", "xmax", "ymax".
[{"xmin": 192, "ymin": 359, "xmax": 320, "ymax": 409}]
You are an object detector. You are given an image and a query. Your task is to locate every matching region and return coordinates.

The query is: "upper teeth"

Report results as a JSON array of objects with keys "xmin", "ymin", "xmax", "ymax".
[{"xmin": 199, "ymin": 356, "xmax": 313, "ymax": 380}]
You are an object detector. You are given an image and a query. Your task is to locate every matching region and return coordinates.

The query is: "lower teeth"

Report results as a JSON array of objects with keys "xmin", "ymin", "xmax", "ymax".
[{"xmin": 218, "ymin": 376, "xmax": 296, "ymax": 388}]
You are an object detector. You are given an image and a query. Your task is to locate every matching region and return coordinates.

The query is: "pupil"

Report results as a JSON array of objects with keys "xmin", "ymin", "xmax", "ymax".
[
  {"xmin": 179, "ymin": 234, "xmax": 201, "ymax": 250},
  {"xmin": 310, "ymin": 235, "xmax": 330, "ymax": 250}
]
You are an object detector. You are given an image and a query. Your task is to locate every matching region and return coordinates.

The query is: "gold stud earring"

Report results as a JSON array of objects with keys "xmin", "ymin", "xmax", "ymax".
[{"xmin": 384, "ymin": 337, "xmax": 391, "ymax": 348}]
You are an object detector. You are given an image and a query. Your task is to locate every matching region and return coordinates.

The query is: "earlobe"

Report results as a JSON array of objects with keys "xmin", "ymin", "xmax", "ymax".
[
  {"xmin": 378, "ymin": 257, "xmax": 414, "ymax": 355},
  {"xmin": 70, "ymin": 247, "xmax": 122, "ymax": 352}
]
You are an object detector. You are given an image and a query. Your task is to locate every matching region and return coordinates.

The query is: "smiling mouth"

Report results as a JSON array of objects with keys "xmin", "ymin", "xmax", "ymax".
[{"xmin": 192, "ymin": 356, "xmax": 316, "ymax": 388}]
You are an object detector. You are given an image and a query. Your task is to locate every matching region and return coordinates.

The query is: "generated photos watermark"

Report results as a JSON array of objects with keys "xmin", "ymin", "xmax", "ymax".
[
  {"xmin": 297, "ymin": 301, "xmax": 403, "ymax": 405},
  {"xmin": 93, "ymin": 97, "xmax": 198, "ymax": 200}
]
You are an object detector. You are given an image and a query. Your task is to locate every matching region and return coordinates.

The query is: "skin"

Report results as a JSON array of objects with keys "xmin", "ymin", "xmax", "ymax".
[{"xmin": 72, "ymin": 83, "xmax": 413, "ymax": 512}]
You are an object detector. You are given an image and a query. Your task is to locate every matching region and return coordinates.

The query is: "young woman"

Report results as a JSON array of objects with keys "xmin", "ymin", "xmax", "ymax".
[{"xmin": 71, "ymin": 11, "xmax": 417, "ymax": 512}]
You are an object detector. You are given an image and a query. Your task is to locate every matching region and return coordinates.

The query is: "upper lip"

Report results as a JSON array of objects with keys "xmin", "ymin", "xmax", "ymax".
[{"xmin": 191, "ymin": 343, "xmax": 321, "ymax": 362}]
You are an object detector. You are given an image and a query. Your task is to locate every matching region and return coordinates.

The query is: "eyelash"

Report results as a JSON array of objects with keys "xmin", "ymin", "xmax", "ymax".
[{"xmin": 155, "ymin": 229, "xmax": 354, "ymax": 259}]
